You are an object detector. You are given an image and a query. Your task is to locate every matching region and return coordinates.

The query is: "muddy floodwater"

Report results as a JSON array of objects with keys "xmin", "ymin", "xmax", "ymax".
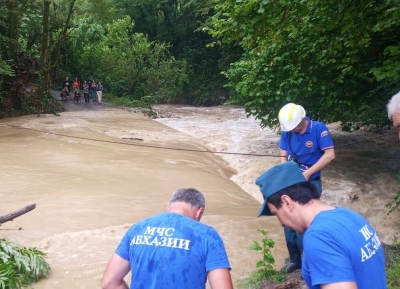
[{"xmin": 0, "ymin": 103, "xmax": 399, "ymax": 288}]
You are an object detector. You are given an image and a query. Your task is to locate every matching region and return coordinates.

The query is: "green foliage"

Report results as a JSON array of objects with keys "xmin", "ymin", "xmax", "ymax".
[
  {"xmin": 97, "ymin": 16, "xmax": 188, "ymax": 102},
  {"xmin": 241, "ymin": 229, "xmax": 285, "ymax": 288},
  {"xmin": 108, "ymin": 0, "xmax": 239, "ymax": 105},
  {"xmin": 61, "ymin": 16, "xmax": 188, "ymax": 103},
  {"xmin": 386, "ymin": 236, "xmax": 400, "ymax": 289},
  {"xmin": 102, "ymin": 92, "xmax": 152, "ymax": 108},
  {"xmin": 0, "ymin": 239, "xmax": 50, "ymax": 289},
  {"xmin": 0, "ymin": 62, "xmax": 14, "ymax": 77},
  {"xmin": 102, "ymin": 93, "xmax": 157, "ymax": 118},
  {"xmin": 385, "ymin": 174, "xmax": 400, "ymax": 215},
  {"xmin": 0, "ymin": 88, "xmax": 64, "ymax": 119},
  {"xmin": 206, "ymin": 0, "xmax": 400, "ymax": 130}
]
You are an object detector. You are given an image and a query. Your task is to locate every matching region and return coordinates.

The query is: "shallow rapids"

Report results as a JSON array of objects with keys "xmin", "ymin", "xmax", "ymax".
[
  {"xmin": 0, "ymin": 108, "xmax": 285, "ymax": 288},
  {"xmin": 0, "ymin": 103, "xmax": 399, "ymax": 288}
]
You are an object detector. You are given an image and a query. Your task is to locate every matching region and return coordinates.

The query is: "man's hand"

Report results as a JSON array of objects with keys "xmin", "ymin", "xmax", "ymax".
[
  {"xmin": 102, "ymin": 254, "xmax": 130, "ymax": 289},
  {"xmin": 302, "ymin": 170, "xmax": 311, "ymax": 181},
  {"xmin": 303, "ymin": 148, "xmax": 335, "ymax": 177}
]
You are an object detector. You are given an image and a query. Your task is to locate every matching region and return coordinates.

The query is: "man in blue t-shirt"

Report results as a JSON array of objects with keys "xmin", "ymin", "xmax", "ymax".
[
  {"xmin": 256, "ymin": 162, "xmax": 387, "ymax": 289},
  {"xmin": 277, "ymin": 103, "xmax": 336, "ymax": 273},
  {"xmin": 101, "ymin": 188, "xmax": 233, "ymax": 289}
]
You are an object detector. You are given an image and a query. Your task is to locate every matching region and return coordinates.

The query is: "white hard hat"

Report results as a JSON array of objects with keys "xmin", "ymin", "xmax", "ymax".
[{"xmin": 278, "ymin": 103, "xmax": 306, "ymax": 131}]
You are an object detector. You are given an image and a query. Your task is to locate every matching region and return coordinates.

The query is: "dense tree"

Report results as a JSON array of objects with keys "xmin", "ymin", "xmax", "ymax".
[
  {"xmin": 206, "ymin": 0, "xmax": 400, "ymax": 130},
  {"xmin": 0, "ymin": 0, "xmax": 75, "ymax": 116},
  {"xmin": 95, "ymin": 16, "xmax": 188, "ymax": 101},
  {"xmin": 108, "ymin": 0, "xmax": 240, "ymax": 104}
]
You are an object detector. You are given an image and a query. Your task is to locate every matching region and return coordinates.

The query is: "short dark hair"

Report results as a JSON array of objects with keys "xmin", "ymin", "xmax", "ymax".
[{"xmin": 267, "ymin": 182, "xmax": 319, "ymax": 209}]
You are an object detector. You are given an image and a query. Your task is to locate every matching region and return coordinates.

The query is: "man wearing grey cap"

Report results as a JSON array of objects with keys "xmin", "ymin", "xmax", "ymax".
[
  {"xmin": 256, "ymin": 162, "xmax": 387, "ymax": 289},
  {"xmin": 387, "ymin": 91, "xmax": 400, "ymax": 140}
]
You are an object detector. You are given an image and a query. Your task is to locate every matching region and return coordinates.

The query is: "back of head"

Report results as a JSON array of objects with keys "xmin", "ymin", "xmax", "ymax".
[
  {"xmin": 387, "ymin": 91, "xmax": 400, "ymax": 121},
  {"xmin": 278, "ymin": 103, "xmax": 306, "ymax": 131},
  {"xmin": 169, "ymin": 188, "xmax": 205, "ymax": 209}
]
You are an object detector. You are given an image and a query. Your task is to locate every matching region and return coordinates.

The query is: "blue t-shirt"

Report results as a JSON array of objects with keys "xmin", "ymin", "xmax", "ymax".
[
  {"xmin": 279, "ymin": 117, "xmax": 334, "ymax": 178},
  {"xmin": 302, "ymin": 207, "xmax": 387, "ymax": 289},
  {"xmin": 115, "ymin": 212, "xmax": 231, "ymax": 289}
]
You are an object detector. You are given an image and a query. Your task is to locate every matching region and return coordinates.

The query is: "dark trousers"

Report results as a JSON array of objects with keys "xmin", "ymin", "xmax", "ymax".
[{"xmin": 84, "ymin": 93, "xmax": 90, "ymax": 103}]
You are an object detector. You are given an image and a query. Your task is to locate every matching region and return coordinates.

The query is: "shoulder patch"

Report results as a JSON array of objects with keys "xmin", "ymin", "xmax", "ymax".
[
  {"xmin": 306, "ymin": 141, "xmax": 313, "ymax": 148},
  {"xmin": 321, "ymin": 131, "xmax": 330, "ymax": 137}
]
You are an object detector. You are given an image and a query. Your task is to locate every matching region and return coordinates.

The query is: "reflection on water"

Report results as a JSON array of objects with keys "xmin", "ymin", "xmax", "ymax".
[{"xmin": 0, "ymin": 108, "xmax": 285, "ymax": 288}]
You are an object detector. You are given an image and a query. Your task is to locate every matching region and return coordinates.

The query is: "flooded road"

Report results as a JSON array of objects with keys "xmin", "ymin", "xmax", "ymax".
[
  {"xmin": 0, "ymin": 106, "xmax": 285, "ymax": 288},
  {"xmin": 1, "ymin": 102, "xmax": 399, "ymax": 288}
]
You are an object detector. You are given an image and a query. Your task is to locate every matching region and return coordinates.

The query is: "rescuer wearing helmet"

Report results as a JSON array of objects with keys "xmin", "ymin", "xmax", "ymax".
[
  {"xmin": 277, "ymin": 103, "xmax": 336, "ymax": 273},
  {"xmin": 387, "ymin": 91, "xmax": 400, "ymax": 140}
]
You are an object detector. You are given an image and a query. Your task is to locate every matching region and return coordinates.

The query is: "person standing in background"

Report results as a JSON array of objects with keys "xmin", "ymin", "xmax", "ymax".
[
  {"xmin": 82, "ymin": 81, "xmax": 90, "ymax": 103},
  {"xmin": 62, "ymin": 76, "xmax": 71, "ymax": 100},
  {"xmin": 277, "ymin": 103, "xmax": 335, "ymax": 273},
  {"xmin": 97, "ymin": 81, "xmax": 103, "ymax": 104},
  {"xmin": 73, "ymin": 77, "xmax": 81, "ymax": 92},
  {"xmin": 91, "ymin": 80, "xmax": 97, "ymax": 102}
]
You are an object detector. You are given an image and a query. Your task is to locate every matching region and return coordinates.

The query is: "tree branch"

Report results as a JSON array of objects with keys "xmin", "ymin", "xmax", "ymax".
[{"xmin": 0, "ymin": 204, "xmax": 36, "ymax": 225}]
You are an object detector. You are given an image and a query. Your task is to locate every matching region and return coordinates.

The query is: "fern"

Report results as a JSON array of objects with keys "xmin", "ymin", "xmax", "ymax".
[{"xmin": 0, "ymin": 239, "xmax": 50, "ymax": 289}]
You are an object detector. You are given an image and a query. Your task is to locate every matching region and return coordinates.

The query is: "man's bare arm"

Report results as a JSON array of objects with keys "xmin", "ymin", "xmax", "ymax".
[
  {"xmin": 208, "ymin": 268, "xmax": 233, "ymax": 289},
  {"xmin": 279, "ymin": 149, "xmax": 288, "ymax": 163},
  {"xmin": 303, "ymin": 148, "xmax": 335, "ymax": 180},
  {"xmin": 102, "ymin": 254, "xmax": 131, "ymax": 289},
  {"xmin": 321, "ymin": 281, "xmax": 357, "ymax": 289}
]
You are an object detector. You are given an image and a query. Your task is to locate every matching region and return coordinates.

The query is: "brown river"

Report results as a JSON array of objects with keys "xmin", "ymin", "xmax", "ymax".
[{"xmin": 0, "ymin": 102, "xmax": 399, "ymax": 288}]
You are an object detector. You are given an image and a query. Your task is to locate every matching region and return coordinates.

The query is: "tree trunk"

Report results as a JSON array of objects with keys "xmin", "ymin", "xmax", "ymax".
[
  {"xmin": 39, "ymin": 0, "xmax": 50, "ymax": 96},
  {"xmin": 51, "ymin": 0, "xmax": 76, "ymax": 71},
  {"xmin": 6, "ymin": 0, "xmax": 18, "ymax": 62}
]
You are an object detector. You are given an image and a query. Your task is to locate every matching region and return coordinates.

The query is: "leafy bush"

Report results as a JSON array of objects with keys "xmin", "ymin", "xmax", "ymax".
[
  {"xmin": 0, "ymin": 239, "xmax": 50, "ymax": 289},
  {"xmin": 239, "ymin": 229, "xmax": 285, "ymax": 288},
  {"xmin": 102, "ymin": 93, "xmax": 157, "ymax": 118},
  {"xmin": 102, "ymin": 93, "xmax": 151, "ymax": 108}
]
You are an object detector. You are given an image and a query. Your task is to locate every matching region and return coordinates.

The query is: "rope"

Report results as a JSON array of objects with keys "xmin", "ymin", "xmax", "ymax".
[{"xmin": 2, "ymin": 124, "xmax": 398, "ymax": 158}]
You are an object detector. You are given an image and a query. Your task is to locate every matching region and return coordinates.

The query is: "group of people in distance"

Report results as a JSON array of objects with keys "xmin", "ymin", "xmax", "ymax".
[
  {"xmin": 101, "ymin": 91, "xmax": 400, "ymax": 289},
  {"xmin": 61, "ymin": 76, "xmax": 103, "ymax": 104}
]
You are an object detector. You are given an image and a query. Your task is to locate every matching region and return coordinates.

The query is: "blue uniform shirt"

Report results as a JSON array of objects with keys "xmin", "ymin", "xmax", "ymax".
[
  {"xmin": 279, "ymin": 117, "xmax": 334, "ymax": 178},
  {"xmin": 303, "ymin": 207, "xmax": 387, "ymax": 289},
  {"xmin": 115, "ymin": 212, "xmax": 231, "ymax": 289}
]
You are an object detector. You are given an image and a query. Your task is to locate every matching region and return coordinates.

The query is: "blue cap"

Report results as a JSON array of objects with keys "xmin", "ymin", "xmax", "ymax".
[{"xmin": 256, "ymin": 162, "xmax": 306, "ymax": 216}]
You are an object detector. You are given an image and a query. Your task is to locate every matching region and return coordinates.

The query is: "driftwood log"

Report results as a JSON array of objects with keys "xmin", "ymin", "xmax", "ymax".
[{"xmin": 0, "ymin": 204, "xmax": 36, "ymax": 225}]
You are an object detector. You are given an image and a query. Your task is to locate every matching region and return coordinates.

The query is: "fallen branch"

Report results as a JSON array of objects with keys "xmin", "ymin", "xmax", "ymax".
[{"xmin": 0, "ymin": 204, "xmax": 36, "ymax": 225}]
